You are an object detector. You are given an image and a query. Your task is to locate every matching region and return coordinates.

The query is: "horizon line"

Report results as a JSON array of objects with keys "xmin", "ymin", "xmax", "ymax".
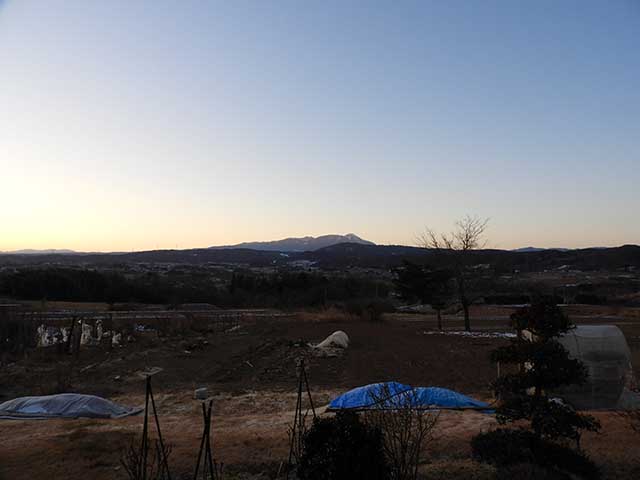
[{"xmin": 2, "ymin": 243, "xmax": 638, "ymax": 255}]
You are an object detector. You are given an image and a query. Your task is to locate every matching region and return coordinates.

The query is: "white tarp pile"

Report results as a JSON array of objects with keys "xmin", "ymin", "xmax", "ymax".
[
  {"xmin": 313, "ymin": 330, "xmax": 349, "ymax": 357},
  {"xmin": 315, "ymin": 330, "xmax": 349, "ymax": 349},
  {"xmin": 0, "ymin": 393, "xmax": 142, "ymax": 420}
]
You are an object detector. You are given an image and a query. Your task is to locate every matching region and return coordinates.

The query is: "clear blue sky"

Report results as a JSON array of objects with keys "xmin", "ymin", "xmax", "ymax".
[{"xmin": 1, "ymin": 0, "xmax": 638, "ymax": 251}]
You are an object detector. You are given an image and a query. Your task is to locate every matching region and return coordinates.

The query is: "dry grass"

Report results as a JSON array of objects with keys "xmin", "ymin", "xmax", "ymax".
[
  {"xmin": 420, "ymin": 459, "xmax": 495, "ymax": 480},
  {"xmin": 25, "ymin": 301, "xmax": 113, "ymax": 312},
  {"xmin": 296, "ymin": 307, "xmax": 352, "ymax": 323}
]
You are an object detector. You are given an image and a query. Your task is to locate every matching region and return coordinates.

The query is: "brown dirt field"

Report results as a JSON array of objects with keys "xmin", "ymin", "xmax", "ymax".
[
  {"xmin": 1, "ymin": 313, "xmax": 510, "ymax": 401},
  {"xmin": 2, "ymin": 308, "xmax": 640, "ymax": 479}
]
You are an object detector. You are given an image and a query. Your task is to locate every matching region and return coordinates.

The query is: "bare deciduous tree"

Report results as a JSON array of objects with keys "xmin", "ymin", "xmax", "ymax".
[
  {"xmin": 418, "ymin": 215, "xmax": 489, "ymax": 331},
  {"xmin": 364, "ymin": 385, "xmax": 439, "ymax": 480},
  {"xmin": 120, "ymin": 436, "xmax": 172, "ymax": 480}
]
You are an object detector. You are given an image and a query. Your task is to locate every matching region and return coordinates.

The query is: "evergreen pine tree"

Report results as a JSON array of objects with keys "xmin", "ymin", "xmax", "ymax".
[{"xmin": 472, "ymin": 298, "xmax": 601, "ymax": 479}]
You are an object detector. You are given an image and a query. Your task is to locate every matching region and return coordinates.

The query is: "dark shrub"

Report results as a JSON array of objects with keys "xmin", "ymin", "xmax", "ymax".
[
  {"xmin": 574, "ymin": 293, "xmax": 607, "ymax": 305},
  {"xmin": 472, "ymin": 429, "xmax": 600, "ymax": 480},
  {"xmin": 0, "ymin": 307, "xmax": 37, "ymax": 357},
  {"xmin": 495, "ymin": 463, "xmax": 567, "ymax": 480},
  {"xmin": 472, "ymin": 429, "xmax": 536, "ymax": 466},
  {"xmin": 484, "ymin": 294, "xmax": 530, "ymax": 305},
  {"xmin": 344, "ymin": 299, "xmax": 394, "ymax": 322},
  {"xmin": 536, "ymin": 439, "xmax": 600, "ymax": 480},
  {"xmin": 297, "ymin": 411, "xmax": 390, "ymax": 480}
]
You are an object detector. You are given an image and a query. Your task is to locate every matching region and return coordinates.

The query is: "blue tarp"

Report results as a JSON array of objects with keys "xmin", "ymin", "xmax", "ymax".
[
  {"xmin": 328, "ymin": 382, "xmax": 412, "ymax": 410},
  {"xmin": 412, "ymin": 387, "xmax": 489, "ymax": 410},
  {"xmin": 328, "ymin": 382, "xmax": 491, "ymax": 412}
]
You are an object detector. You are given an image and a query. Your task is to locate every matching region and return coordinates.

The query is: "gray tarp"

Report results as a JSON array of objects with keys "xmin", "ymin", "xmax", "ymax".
[{"xmin": 0, "ymin": 393, "xmax": 142, "ymax": 420}]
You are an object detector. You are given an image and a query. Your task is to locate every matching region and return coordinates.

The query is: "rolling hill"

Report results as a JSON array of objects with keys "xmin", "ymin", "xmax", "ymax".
[
  {"xmin": 210, "ymin": 233, "xmax": 374, "ymax": 252},
  {"xmin": 0, "ymin": 243, "xmax": 638, "ymax": 273}
]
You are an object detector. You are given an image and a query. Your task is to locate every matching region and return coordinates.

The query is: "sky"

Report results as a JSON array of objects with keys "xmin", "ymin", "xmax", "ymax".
[{"xmin": 0, "ymin": 1, "xmax": 638, "ymax": 252}]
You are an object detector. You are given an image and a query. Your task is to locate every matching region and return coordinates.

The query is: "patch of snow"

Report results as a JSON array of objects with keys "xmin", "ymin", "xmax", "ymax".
[{"xmin": 422, "ymin": 330, "xmax": 516, "ymax": 339}]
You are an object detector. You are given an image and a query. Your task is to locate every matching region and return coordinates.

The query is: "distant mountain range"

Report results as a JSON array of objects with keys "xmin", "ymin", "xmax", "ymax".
[
  {"xmin": 510, "ymin": 246, "xmax": 610, "ymax": 253},
  {"xmin": 0, "ymin": 237, "xmax": 625, "ymax": 256},
  {"xmin": 210, "ymin": 233, "xmax": 375, "ymax": 252},
  {"xmin": 1, "ymin": 243, "xmax": 638, "ymax": 272},
  {"xmin": 1, "ymin": 249, "xmax": 78, "ymax": 255},
  {"xmin": 2, "ymin": 235, "xmax": 638, "ymax": 275},
  {"xmin": 511, "ymin": 246, "xmax": 570, "ymax": 253}
]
